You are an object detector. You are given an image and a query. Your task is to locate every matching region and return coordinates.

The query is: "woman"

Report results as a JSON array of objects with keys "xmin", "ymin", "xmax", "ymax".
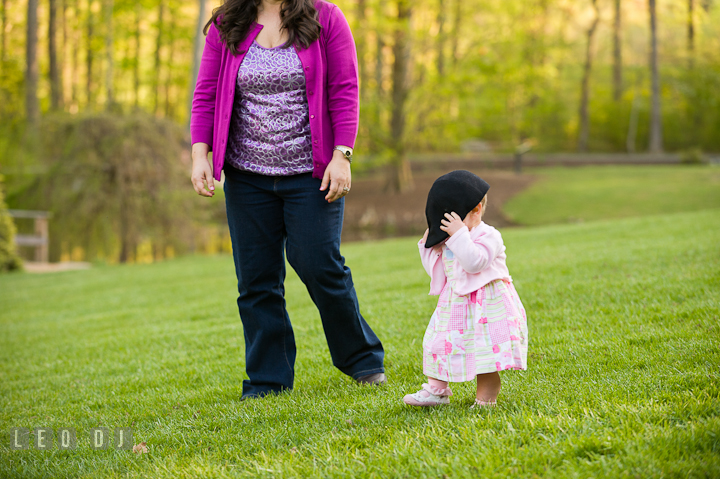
[{"xmin": 190, "ymin": 0, "xmax": 386, "ymax": 399}]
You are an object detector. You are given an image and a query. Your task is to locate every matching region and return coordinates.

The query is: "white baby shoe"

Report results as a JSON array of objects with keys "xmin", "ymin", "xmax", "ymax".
[{"xmin": 402, "ymin": 383, "xmax": 453, "ymax": 407}]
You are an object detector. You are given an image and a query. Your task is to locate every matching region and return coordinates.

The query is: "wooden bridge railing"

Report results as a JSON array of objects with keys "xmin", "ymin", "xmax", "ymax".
[{"xmin": 8, "ymin": 210, "xmax": 52, "ymax": 263}]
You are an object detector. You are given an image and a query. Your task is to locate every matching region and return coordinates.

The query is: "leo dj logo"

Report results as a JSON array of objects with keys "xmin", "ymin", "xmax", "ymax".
[{"xmin": 10, "ymin": 427, "xmax": 134, "ymax": 450}]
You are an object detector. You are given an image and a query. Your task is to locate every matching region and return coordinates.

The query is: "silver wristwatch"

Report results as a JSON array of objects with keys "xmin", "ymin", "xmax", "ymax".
[{"xmin": 333, "ymin": 145, "xmax": 353, "ymax": 164}]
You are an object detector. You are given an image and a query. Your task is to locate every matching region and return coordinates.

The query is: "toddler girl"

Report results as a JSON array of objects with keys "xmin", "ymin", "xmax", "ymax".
[{"xmin": 403, "ymin": 170, "xmax": 528, "ymax": 408}]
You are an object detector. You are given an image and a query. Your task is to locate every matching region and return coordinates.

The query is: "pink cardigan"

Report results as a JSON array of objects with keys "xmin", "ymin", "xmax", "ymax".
[
  {"xmin": 418, "ymin": 222, "xmax": 512, "ymax": 296},
  {"xmin": 190, "ymin": 1, "xmax": 359, "ymax": 181}
]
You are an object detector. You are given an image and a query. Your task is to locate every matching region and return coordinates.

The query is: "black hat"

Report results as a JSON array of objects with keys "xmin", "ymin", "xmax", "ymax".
[{"xmin": 425, "ymin": 170, "xmax": 490, "ymax": 248}]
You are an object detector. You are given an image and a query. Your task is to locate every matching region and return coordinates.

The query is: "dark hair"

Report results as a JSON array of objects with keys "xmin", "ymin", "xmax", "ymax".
[{"xmin": 204, "ymin": 0, "xmax": 321, "ymax": 55}]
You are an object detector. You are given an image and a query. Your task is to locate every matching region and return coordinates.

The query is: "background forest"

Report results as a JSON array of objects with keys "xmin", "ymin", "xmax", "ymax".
[{"xmin": 0, "ymin": 0, "xmax": 719, "ymax": 265}]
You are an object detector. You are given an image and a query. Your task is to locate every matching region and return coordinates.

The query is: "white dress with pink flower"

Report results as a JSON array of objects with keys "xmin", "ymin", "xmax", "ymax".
[{"xmin": 422, "ymin": 244, "xmax": 528, "ymax": 382}]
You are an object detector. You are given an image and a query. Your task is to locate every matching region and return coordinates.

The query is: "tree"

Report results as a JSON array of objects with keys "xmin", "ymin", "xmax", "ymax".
[
  {"xmin": 613, "ymin": 0, "xmax": 623, "ymax": 101},
  {"xmin": 86, "ymin": 0, "xmax": 95, "ymax": 106},
  {"xmin": 375, "ymin": 34, "xmax": 384, "ymax": 100},
  {"xmin": 4, "ymin": 0, "xmax": 720, "ymax": 174},
  {"xmin": 450, "ymin": 0, "xmax": 461, "ymax": 68},
  {"xmin": 25, "ymin": 112, "xmax": 196, "ymax": 263},
  {"xmin": 188, "ymin": 0, "xmax": 207, "ymax": 128},
  {"xmin": 355, "ymin": 0, "xmax": 369, "ymax": 100},
  {"xmin": 134, "ymin": 2, "xmax": 142, "ymax": 108},
  {"xmin": 154, "ymin": 0, "xmax": 165, "ymax": 114},
  {"xmin": 1, "ymin": 0, "xmax": 7, "ymax": 63},
  {"xmin": 578, "ymin": 0, "xmax": 600, "ymax": 151},
  {"xmin": 0, "ymin": 175, "xmax": 22, "ymax": 272},
  {"xmin": 71, "ymin": 0, "xmax": 80, "ymax": 109},
  {"xmin": 436, "ymin": 0, "xmax": 446, "ymax": 77},
  {"xmin": 388, "ymin": 0, "xmax": 413, "ymax": 192},
  {"xmin": 648, "ymin": 0, "xmax": 663, "ymax": 153},
  {"xmin": 104, "ymin": 0, "xmax": 115, "ymax": 107},
  {"xmin": 164, "ymin": 5, "xmax": 177, "ymax": 118},
  {"xmin": 687, "ymin": 0, "xmax": 694, "ymax": 69},
  {"xmin": 25, "ymin": 0, "xmax": 40, "ymax": 126},
  {"xmin": 61, "ymin": 0, "xmax": 69, "ymax": 107},
  {"xmin": 49, "ymin": 0, "xmax": 63, "ymax": 110}
]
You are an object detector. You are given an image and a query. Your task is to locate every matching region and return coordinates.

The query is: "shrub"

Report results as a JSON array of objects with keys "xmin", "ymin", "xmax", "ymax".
[
  {"xmin": 680, "ymin": 148, "xmax": 708, "ymax": 165},
  {"xmin": 0, "ymin": 175, "xmax": 23, "ymax": 272},
  {"xmin": 10, "ymin": 111, "xmax": 223, "ymax": 263}
]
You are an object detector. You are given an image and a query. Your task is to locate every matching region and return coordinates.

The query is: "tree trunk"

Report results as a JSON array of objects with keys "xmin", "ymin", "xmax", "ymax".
[
  {"xmin": 119, "ymin": 195, "xmax": 132, "ymax": 263},
  {"xmin": 648, "ymin": 0, "xmax": 663, "ymax": 153},
  {"xmin": 375, "ymin": 35, "xmax": 384, "ymax": 97},
  {"xmin": 450, "ymin": 0, "xmax": 460, "ymax": 67},
  {"xmin": 370, "ymin": 31, "xmax": 384, "ymax": 155},
  {"xmin": 26, "ymin": 0, "xmax": 40, "ymax": 126},
  {"xmin": 577, "ymin": 0, "xmax": 600, "ymax": 152},
  {"xmin": 387, "ymin": 0, "xmax": 413, "ymax": 193},
  {"xmin": 86, "ymin": 0, "xmax": 94, "ymax": 106},
  {"xmin": 436, "ymin": 0, "xmax": 445, "ymax": 76},
  {"xmin": 687, "ymin": 0, "xmax": 694, "ymax": 69},
  {"xmin": 134, "ymin": 3, "xmax": 142, "ymax": 108},
  {"xmin": 188, "ymin": 0, "xmax": 207, "ymax": 128},
  {"xmin": 613, "ymin": 0, "xmax": 623, "ymax": 101},
  {"xmin": 154, "ymin": 0, "xmax": 165, "ymax": 114},
  {"xmin": 2, "ymin": 0, "xmax": 8, "ymax": 63},
  {"xmin": 626, "ymin": 73, "xmax": 642, "ymax": 153},
  {"xmin": 71, "ymin": 0, "xmax": 79, "ymax": 109},
  {"xmin": 356, "ymin": 0, "xmax": 368, "ymax": 101},
  {"xmin": 104, "ymin": 0, "xmax": 114, "ymax": 108},
  {"xmin": 62, "ymin": 0, "xmax": 68, "ymax": 107},
  {"xmin": 165, "ymin": 6, "xmax": 176, "ymax": 118},
  {"xmin": 117, "ymin": 163, "xmax": 138, "ymax": 263},
  {"xmin": 49, "ymin": 0, "xmax": 63, "ymax": 110}
]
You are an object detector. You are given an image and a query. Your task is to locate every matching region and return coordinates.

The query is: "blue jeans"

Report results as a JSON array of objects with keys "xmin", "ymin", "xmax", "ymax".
[{"xmin": 223, "ymin": 165, "xmax": 385, "ymax": 398}]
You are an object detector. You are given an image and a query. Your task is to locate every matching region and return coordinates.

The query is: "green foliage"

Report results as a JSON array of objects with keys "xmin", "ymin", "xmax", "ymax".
[
  {"xmin": 0, "ymin": 58, "xmax": 26, "ymax": 120},
  {"xmin": 680, "ymin": 148, "xmax": 708, "ymax": 165},
  {"xmin": 0, "ymin": 209, "xmax": 718, "ymax": 476},
  {"xmin": 504, "ymin": 165, "xmax": 720, "ymax": 226},
  {"xmin": 7, "ymin": 111, "xmax": 215, "ymax": 263},
  {"xmin": 351, "ymin": 0, "xmax": 720, "ymax": 157},
  {"xmin": 0, "ymin": 175, "xmax": 22, "ymax": 272},
  {"xmin": 2, "ymin": 0, "xmax": 720, "ymax": 163},
  {"xmin": 2, "ymin": 0, "xmax": 720, "ymax": 205}
]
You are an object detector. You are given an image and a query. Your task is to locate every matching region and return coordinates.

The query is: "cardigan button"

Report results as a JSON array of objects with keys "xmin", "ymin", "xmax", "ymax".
[{"xmin": 310, "ymin": 115, "xmax": 315, "ymax": 119}]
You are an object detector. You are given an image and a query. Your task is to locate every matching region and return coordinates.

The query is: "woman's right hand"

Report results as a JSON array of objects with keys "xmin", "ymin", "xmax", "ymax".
[{"xmin": 191, "ymin": 143, "xmax": 215, "ymax": 197}]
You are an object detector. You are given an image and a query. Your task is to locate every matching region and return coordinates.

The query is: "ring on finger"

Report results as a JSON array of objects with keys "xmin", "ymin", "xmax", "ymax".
[{"xmin": 342, "ymin": 187, "xmax": 350, "ymax": 193}]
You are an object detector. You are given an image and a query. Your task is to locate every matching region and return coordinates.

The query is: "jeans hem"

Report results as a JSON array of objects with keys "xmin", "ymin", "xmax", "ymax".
[
  {"xmin": 350, "ymin": 367, "xmax": 386, "ymax": 380},
  {"xmin": 240, "ymin": 388, "xmax": 291, "ymax": 400}
]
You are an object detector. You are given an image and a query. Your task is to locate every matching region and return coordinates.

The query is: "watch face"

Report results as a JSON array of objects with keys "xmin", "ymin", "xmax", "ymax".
[{"xmin": 344, "ymin": 150, "xmax": 352, "ymax": 158}]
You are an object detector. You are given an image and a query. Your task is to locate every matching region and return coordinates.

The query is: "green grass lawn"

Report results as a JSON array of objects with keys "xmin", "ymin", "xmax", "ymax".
[
  {"xmin": 1, "ymin": 208, "xmax": 719, "ymax": 478},
  {"xmin": 504, "ymin": 165, "xmax": 720, "ymax": 226}
]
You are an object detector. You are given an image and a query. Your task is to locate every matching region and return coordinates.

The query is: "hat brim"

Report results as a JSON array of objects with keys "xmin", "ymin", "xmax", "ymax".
[{"xmin": 425, "ymin": 227, "xmax": 448, "ymax": 248}]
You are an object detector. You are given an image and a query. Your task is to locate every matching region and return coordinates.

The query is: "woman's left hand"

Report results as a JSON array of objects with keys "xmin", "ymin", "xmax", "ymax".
[{"xmin": 320, "ymin": 151, "xmax": 352, "ymax": 203}]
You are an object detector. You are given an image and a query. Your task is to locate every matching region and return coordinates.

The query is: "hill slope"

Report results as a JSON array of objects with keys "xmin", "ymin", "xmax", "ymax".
[{"xmin": 1, "ymin": 210, "xmax": 719, "ymax": 478}]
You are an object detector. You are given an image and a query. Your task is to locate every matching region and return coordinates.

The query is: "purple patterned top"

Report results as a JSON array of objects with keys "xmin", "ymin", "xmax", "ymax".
[{"xmin": 225, "ymin": 40, "xmax": 313, "ymax": 176}]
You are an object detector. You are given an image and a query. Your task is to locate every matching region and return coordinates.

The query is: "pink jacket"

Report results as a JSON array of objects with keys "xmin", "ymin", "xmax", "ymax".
[
  {"xmin": 190, "ymin": 1, "xmax": 359, "ymax": 181},
  {"xmin": 418, "ymin": 222, "xmax": 512, "ymax": 296}
]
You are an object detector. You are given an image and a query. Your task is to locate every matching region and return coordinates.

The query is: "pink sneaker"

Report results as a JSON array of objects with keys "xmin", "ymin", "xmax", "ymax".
[{"xmin": 403, "ymin": 383, "xmax": 452, "ymax": 407}]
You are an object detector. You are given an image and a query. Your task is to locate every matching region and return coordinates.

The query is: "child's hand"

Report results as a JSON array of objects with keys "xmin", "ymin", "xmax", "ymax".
[
  {"xmin": 421, "ymin": 229, "xmax": 429, "ymax": 243},
  {"xmin": 440, "ymin": 212, "xmax": 465, "ymax": 236}
]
